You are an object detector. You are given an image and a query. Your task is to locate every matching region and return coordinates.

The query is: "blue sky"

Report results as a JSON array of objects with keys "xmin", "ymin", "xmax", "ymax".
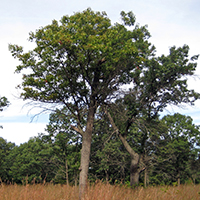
[{"xmin": 0, "ymin": 0, "xmax": 200, "ymax": 145}]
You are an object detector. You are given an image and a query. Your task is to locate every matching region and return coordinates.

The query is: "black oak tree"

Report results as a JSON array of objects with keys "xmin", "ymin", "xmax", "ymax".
[
  {"xmin": 9, "ymin": 8, "xmax": 150, "ymax": 198},
  {"xmin": 106, "ymin": 44, "xmax": 199, "ymax": 185}
]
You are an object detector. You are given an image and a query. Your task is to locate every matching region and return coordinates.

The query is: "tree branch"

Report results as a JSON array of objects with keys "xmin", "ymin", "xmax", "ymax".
[
  {"xmin": 105, "ymin": 109, "xmax": 139, "ymax": 159},
  {"xmin": 71, "ymin": 125, "xmax": 84, "ymax": 136}
]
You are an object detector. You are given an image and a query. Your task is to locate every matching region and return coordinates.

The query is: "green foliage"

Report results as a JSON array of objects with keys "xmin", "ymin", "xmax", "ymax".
[
  {"xmin": 0, "ymin": 137, "xmax": 15, "ymax": 182},
  {"xmin": 8, "ymin": 8, "xmax": 152, "ymax": 125},
  {"xmin": 189, "ymin": 154, "xmax": 200, "ymax": 184},
  {"xmin": 105, "ymin": 39, "xmax": 199, "ymax": 185},
  {"xmin": 90, "ymin": 116, "xmax": 130, "ymax": 183},
  {"xmin": 43, "ymin": 108, "xmax": 130, "ymax": 184},
  {"xmin": 42, "ymin": 108, "xmax": 81, "ymax": 184},
  {"xmin": 0, "ymin": 113, "xmax": 200, "ymax": 186},
  {"xmin": 150, "ymin": 113, "xmax": 200, "ymax": 185},
  {"xmin": 0, "ymin": 96, "xmax": 9, "ymax": 129},
  {"xmin": 7, "ymin": 137, "xmax": 55, "ymax": 184},
  {"xmin": 161, "ymin": 113, "xmax": 200, "ymax": 146},
  {"xmin": 124, "ymin": 44, "xmax": 199, "ymax": 120},
  {"xmin": 45, "ymin": 107, "xmax": 130, "ymax": 184},
  {"xmin": 0, "ymin": 96, "xmax": 9, "ymax": 112}
]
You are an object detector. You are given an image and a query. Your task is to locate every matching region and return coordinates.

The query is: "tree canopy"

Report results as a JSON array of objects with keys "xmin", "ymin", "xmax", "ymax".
[
  {"xmin": 0, "ymin": 96, "xmax": 9, "ymax": 129},
  {"xmin": 9, "ymin": 8, "xmax": 151, "ymax": 109}
]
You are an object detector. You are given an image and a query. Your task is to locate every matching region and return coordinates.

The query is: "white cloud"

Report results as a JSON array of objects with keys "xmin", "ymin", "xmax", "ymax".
[{"xmin": 0, "ymin": 122, "xmax": 47, "ymax": 145}]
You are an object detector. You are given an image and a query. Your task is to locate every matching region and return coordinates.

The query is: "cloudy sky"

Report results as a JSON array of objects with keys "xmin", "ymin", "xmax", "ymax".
[{"xmin": 0, "ymin": 0, "xmax": 200, "ymax": 145}]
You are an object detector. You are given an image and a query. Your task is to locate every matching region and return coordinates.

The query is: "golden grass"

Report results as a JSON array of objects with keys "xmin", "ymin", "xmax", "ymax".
[{"xmin": 0, "ymin": 182, "xmax": 199, "ymax": 200}]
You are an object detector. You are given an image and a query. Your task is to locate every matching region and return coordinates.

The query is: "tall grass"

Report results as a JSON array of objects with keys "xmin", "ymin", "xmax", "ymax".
[{"xmin": 0, "ymin": 181, "xmax": 199, "ymax": 200}]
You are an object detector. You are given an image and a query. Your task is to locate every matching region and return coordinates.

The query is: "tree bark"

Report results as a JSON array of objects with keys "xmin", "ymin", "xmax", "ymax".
[
  {"xmin": 130, "ymin": 155, "xmax": 140, "ymax": 186},
  {"xmin": 65, "ymin": 159, "xmax": 69, "ymax": 185},
  {"xmin": 144, "ymin": 168, "xmax": 147, "ymax": 187},
  {"xmin": 79, "ymin": 106, "xmax": 95, "ymax": 199},
  {"xmin": 177, "ymin": 172, "xmax": 180, "ymax": 186},
  {"xmin": 105, "ymin": 169, "xmax": 109, "ymax": 182},
  {"xmin": 75, "ymin": 173, "xmax": 78, "ymax": 187}
]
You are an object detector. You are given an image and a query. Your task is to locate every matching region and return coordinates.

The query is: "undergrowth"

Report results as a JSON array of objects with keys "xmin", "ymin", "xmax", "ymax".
[{"xmin": 0, "ymin": 181, "xmax": 199, "ymax": 200}]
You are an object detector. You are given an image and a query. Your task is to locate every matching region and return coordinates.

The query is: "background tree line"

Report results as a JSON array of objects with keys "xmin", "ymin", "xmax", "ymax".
[{"xmin": 0, "ymin": 111, "xmax": 200, "ymax": 186}]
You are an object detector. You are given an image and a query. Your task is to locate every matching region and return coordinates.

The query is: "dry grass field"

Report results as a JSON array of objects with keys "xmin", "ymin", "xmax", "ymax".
[{"xmin": 0, "ymin": 181, "xmax": 200, "ymax": 200}]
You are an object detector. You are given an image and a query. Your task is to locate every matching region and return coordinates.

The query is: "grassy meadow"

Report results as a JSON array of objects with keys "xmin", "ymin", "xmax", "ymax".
[{"xmin": 0, "ymin": 181, "xmax": 200, "ymax": 200}]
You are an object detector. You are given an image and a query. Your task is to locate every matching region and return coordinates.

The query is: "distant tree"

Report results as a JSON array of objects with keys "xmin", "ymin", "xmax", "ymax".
[
  {"xmin": 9, "ymin": 8, "xmax": 152, "ymax": 198},
  {"xmin": 0, "ymin": 137, "xmax": 15, "ymax": 182},
  {"xmin": 0, "ymin": 96, "xmax": 9, "ymax": 129},
  {"xmin": 189, "ymin": 154, "xmax": 200, "ymax": 184},
  {"xmin": 7, "ymin": 137, "xmax": 55, "ymax": 184},
  {"xmin": 150, "ymin": 113, "xmax": 200, "ymax": 185},
  {"xmin": 43, "ymin": 107, "xmax": 81, "ymax": 185}
]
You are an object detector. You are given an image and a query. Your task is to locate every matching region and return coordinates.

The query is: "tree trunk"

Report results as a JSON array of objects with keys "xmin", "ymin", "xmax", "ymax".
[
  {"xmin": 177, "ymin": 173, "xmax": 180, "ymax": 186},
  {"xmin": 130, "ymin": 155, "xmax": 140, "ymax": 186},
  {"xmin": 176, "ymin": 171, "xmax": 180, "ymax": 186},
  {"xmin": 144, "ymin": 168, "xmax": 148, "ymax": 187},
  {"xmin": 79, "ymin": 106, "xmax": 95, "ymax": 199},
  {"xmin": 177, "ymin": 177, "xmax": 180, "ymax": 186},
  {"xmin": 79, "ymin": 135, "xmax": 92, "ymax": 198},
  {"xmin": 106, "ymin": 111, "xmax": 140, "ymax": 187},
  {"xmin": 118, "ymin": 133, "xmax": 140, "ymax": 186},
  {"xmin": 75, "ymin": 173, "xmax": 78, "ymax": 187},
  {"xmin": 105, "ymin": 169, "xmax": 109, "ymax": 182},
  {"xmin": 65, "ymin": 159, "xmax": 69, "ymax": 185}
]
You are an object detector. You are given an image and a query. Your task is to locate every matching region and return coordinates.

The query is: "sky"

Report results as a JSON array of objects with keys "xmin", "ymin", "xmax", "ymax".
[{"xmin": 0, "ymin": 0, "xmax": 200, "ymax": 145}]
